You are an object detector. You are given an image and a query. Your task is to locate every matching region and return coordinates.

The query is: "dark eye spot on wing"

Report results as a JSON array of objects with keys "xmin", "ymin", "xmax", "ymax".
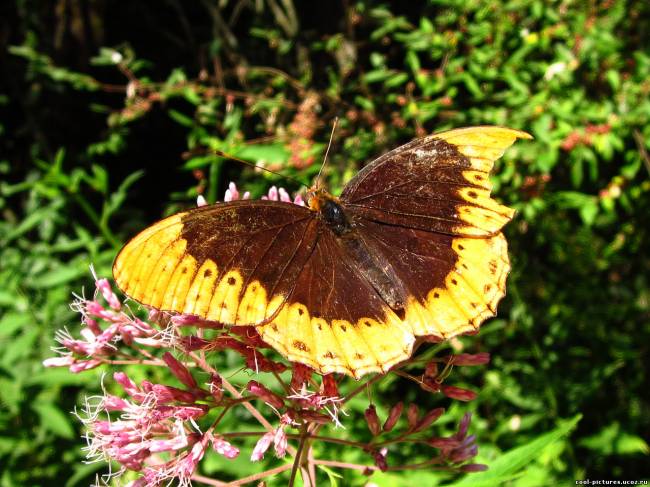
[
  {"xmin": 228, "ymin": 277, "xmax": 236, "ymax": 285},
  {"xmin": 203, "ymin": 269, "xmax": 213, "ymax": 278}
]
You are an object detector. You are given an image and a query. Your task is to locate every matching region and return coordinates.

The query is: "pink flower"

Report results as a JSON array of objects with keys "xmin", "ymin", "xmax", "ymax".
[
  {"xmin": 273, "ymin": 427, "xmax": 288, "ymax": 458},
  {"xmin": 210, "ymin": 434, "xmax": 240, "ymax": 459},
  {"xmin": 251, "ymin": 431, "xmax": 274, "ymax": 461}
]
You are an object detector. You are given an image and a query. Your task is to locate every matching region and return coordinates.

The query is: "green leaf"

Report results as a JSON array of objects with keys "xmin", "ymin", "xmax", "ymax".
[
  {"xmin": 446, "ymin": 415, "xmax": 581, "ymax": 486},
  {"xmin": 579, "ymin": 422, "xmax": 650, "ymax": 455},
  {"xmin": 32, "ymin": 402, "xmax": 76, "ymax": 439},
  {"xmin": 234, "ymin": 143, "xmax": 290, "ymax": 164},
  {"xmin": 28, "ymin": 265, "xmax": 86, "ymax": 289}
]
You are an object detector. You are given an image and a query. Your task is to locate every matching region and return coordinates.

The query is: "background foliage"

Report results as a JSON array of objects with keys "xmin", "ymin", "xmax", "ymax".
[{"xmin": 1, "ymin": 0, "xmax": 649, "ymax": 485}]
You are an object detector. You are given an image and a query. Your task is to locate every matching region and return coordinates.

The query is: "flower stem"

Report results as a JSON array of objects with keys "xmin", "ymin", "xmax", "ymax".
[{"xmin": 288, "ymin": 424, "xmax": 309, "ymax": 487}]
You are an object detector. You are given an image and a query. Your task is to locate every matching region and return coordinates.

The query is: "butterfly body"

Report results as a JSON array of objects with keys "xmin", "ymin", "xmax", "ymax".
[{"xmin": 113, "ymin": 126, "xmax": 531, "ymax": 378}]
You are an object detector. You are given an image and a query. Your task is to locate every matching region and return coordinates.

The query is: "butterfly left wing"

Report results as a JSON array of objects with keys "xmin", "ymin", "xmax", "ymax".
[{"xmin": 113, "ymin": 200, "xmax": 318, "ymax": 326}]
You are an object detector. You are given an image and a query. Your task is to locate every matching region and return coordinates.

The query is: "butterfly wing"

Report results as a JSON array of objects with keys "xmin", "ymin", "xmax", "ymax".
[
  {"xmin": 341, "ymin": 126, "xmax": 531, "ymax": 236},
  {"xmin": 113, "ymin": 200, "xmax": 318, "ymax": 325},
  {"xmin": 350, "ymin": 219, "xmax": 509, "ymax": 340},
  {"xmin": 256, "ymin": 229, "xmax": 414, "ymax": 378},
  {"xmin": 114, "ymin": 199, "xmax": 414, "ymax": 377},
  {"xmin": 337, "ymin": 126, "xmax": 530, "ymax": 348}
]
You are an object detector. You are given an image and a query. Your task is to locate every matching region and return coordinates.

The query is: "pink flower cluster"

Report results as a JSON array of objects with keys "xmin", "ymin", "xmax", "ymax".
[{"xmin": 43, "ymin": 183, "xmax": 490, "ymax": 486}]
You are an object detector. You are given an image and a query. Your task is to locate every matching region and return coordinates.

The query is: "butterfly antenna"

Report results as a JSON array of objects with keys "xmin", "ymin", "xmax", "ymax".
[
  {"xmin": 315, "ymin": 117, "xmax": 339, "ymax": 189},
  {"xmin": 211, "ymin": 150, "xmax": 309, "ymax": 189}
]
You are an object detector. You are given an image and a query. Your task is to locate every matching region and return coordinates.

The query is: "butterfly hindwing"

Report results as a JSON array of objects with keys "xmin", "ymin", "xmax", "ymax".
[
  {"xmin": 349, "ymin": 217, "xmax": 510, "ymax": 340},
  {"xmin": 256, "ymin": 230, "xmax": 414, "ymax": 378}
]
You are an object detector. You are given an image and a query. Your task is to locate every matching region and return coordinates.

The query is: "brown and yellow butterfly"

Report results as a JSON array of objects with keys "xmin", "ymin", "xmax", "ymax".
[{"xmin": 113, "ymin": 126, "xmax": 531, "ymax": 378}]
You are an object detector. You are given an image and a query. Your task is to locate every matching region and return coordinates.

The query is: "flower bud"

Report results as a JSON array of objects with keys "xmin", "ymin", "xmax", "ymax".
[
  {"xmin": 382, "ymin": 402, "xmax": 403, "ymax": 432},
  {"xmin": 290, "ymin": 363, "xmax": 312, "ymax": 391},
  {"xmin": 445, "ymin": 353, "xmax": 490, "ymax": 366},
  {"xmin": 428, "ymin": 437, "xmax": 460, "ymax": 449},
  {"xmin": 373, "ymin": 448, "xmax": 388, "ymax": 472},
  {"xmin": 163, "ymin": 352, "xmax": 198, "ymax": 389},
  {"xmin": 298, "ymin": 411, "xmax": 332, "ymax": 424},
  {"xmin": 209, "ymin": 374, "xmax": 223, "ymax": 403},
  {"xmin": 42, "ymin": 356, "xmax": 75, "ymax": 368},
  {"xmin": 442, "ymin": 385, "xmax": 477, "ymax": 402},
  {"xmin": 364, "ymin": 405, "xmax": 381, "ymax": 436},
  {"xmin": 407, "ymin": 403, "xmax": 419, "ymax": 430},
  {"xmin": 321, "ymin": 374, "xmax": 339, "ymax": 398},
  {"xmin": 414, "ymin": 407, "xmax": 445, "ymax": 432},
  {"xmin": 273, "ymin": 428, "xmax": 288, "ymax": 458},
  {"xmin": 424, "ymin": 361, "xmax": 438, "ymax": 378},
  {"xmin": 456, "ymin": 412, "xmax": 472, "ymax": 440},
  {"xmin": 96, "ymin": 278, "xmax": 121, "ymax": 310},
  {"xmin": 150, "ymin": 384, "xmax": 197, "ymax": 404},
  {"xmin": 251, "ymin": 432, "xmax": 274, "ymax": 461},
  {"xmin": 69, "ymin": 359, "xmax": 102, "ymax": 373},
  {"xmin": 247, "ymin": 381, "xmax": 284, "ymax": 410},
  {"xmin": 211, "ymin": 436, "xmax": 240, "ymax": 459}
]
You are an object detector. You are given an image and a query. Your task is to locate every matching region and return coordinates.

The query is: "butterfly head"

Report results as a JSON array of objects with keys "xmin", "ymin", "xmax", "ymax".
[{"xmin": 306, "ymin": 185, "xmax": 329, "ymax": 212}]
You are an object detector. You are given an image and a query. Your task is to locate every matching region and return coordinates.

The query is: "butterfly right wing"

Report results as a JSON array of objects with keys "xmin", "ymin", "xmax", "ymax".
[{"xmin": 341, "ymin": 126, "xmax": 531, "ymax": 236}]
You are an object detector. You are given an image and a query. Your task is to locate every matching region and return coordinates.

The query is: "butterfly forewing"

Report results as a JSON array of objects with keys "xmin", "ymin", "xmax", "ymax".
[
  {"xmin": 341, "ymin": 126, "xmax": 531, "ymax": 236},
  {"xmin": 113, "ymin": 200, "xmax": 317, "ymax": 326}
]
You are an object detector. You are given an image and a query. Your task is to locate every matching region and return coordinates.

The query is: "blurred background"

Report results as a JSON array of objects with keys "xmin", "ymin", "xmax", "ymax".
[{"xmin": 1, "ymin": 1, "xmax": 649, "ymax": 485}]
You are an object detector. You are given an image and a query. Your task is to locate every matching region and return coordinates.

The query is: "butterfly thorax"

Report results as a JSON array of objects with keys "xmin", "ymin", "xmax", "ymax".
[
  {"xmin": 308, "ymin": 187, "xmax": 407, "ymax": 312},
  {"xmin": 308, "ymin": 189, "xmax": 352, "ymax": 236}
]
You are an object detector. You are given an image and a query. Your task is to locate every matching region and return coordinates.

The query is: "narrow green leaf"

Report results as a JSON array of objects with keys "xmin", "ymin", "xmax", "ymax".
[{"xmin": 447, "ymin": 415, "xmax": 581, "ymax": 486}]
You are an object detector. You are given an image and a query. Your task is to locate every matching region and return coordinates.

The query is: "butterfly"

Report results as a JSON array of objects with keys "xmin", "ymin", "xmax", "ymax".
[{"xmin": 113, "ymin": 126, "xmax": 531, "ymax": 378}]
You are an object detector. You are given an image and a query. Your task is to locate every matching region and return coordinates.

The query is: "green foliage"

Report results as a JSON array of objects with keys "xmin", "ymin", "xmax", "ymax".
[{"xmin": 2, "ymin": 0, "xmax": 649, "ymax": 485}]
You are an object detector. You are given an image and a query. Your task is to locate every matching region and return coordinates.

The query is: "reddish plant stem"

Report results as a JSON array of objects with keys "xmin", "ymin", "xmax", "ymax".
[{"xmin": 192, "ymin": 463, "xmax": 293, "ymax": 486}]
